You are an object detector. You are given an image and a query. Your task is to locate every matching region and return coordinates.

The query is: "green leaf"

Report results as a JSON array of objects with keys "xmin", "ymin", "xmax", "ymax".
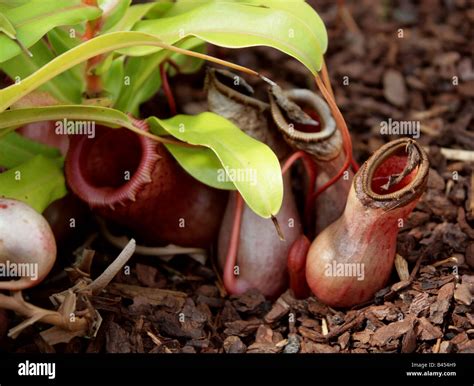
[
  {"xmin": 148, "ymin": 113, "xmax": 283, "ymax": 218},
  {"xmin": 115, "ymin": 37, "xmax": 204, "ymax": 114},
  {"xmin": 0, "ymin": 0, "xmax": 102, "ymax": 63},
  {"xmin": 165, "ymin": 143, "xmax": 235, "ymax": 190},
  {"xmin": 47, "ymin": 27, "xmax": 80, "ymax": 56},
  {"xmin": 102, "ymin": 56, "xmax": 125, "ymax": 103},
  {"xmin": 107, "ymin": 2, "xmax": 167, "ymax": 33},
  {"xmin": 0, "ymin": 39, "xmax": 83, "ymax": 103},
  {"xmin": 127, "ymin": 0, "xmax": 326, "ymax": 73},
  {"xmin": 100, "ymin": 0, "xmax": 131, "ymax": 32},
  {"xmin": 46, "ymin": 28, "xmax": 85, "ymax": 86},
  {"xmin": 0, "ymin": 155, "xmax": 67, "ymax": 212},
  {"xmin": 0, "ymin": 105, "xmax": 133, "ymax": 138},
  {"xmin": 168, "ymin": 39, "xmax": 206, "ymax": 75},
  {"xmin": 0, "ymin": 11, "xmax": 17, "ymax": 39},
  {"xmin": 0, "ymin": 1, "xmax": 29, "ymax": 13},
  {"xmin": 0, "ymin": 131, "xmax": 61, "ymax": 168},
  {"xmin": 0, "ymin": 31, "xmax": 240, "ymax": 112},
  {"xmin": 114, "ymin": 50, "xmax": 165, "ymax": 114}
]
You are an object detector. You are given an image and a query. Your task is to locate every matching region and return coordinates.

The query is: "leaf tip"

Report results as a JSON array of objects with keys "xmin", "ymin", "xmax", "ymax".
[{"xmin": 271, "ymin": 215, "xmax": 285, "ymax": 241}]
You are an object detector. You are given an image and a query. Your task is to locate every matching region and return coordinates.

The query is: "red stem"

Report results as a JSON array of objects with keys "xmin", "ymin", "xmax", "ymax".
[
  {"xmin": 166, "ymin": 59, "xmax": 181, "ymax": 75},
  {"xmin": 160, "ymin": 62, "xmax": 177, "ymax": 116},
  {"xmin": 310, "ymin": 74, "xmax": 354, "ymax": 200},
  {"xmin": 82, "ymin": 0, "xmax": 103, "ymax": 96},
  {"xmin": 223, "ymin": 192, "xmax": 244, "ymax": 294}
]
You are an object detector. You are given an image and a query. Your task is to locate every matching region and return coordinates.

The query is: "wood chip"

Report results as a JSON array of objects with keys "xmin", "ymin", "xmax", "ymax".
[
  {"xmin": 383, "ymin": 69, "xmax": 407, "ymax": 107},
  {"xmin": 457, "ymin": 340, "xmax": 474, "ymax": 353},
  {"xmin": 429, "ymin": 282, "xmax": 454, "ymax": 324},
  {"xmin": 439, "ymin": 341, "xmax": 453, "ymax": 353},
  {"xmin": 416, "ymin": 317, "xmax": 443, "ymax": 341},
  {"xmin": 451, "ymin": 331, "xmax": 469, "ymax": 346},
  {"xmin": 108, "ymin": 283, "xmax": 186, "ymax": 310},
  {"xmin": 307, "ymin": 298, "xmax": 330, "ymax": 316},
  {"xmin": 401, "ymin": 328, "xmax": 417, "ymax": 353},
  {"xmin": 409, "ymin": 292, "xmax": 432, "ymax": 316},
  {"xmin": 395, "ymin": 254, "xmax": 410, "ymax": 281},
  {"xmin": 326, "ymin": 312, "xmax": 366, "ymax": 340},
  {"xmin": 300, "ymin": 341, "xmax": 340, "ymax": 353},
  {"xmin": 264, "ymin": 295, "xmax": 290, "ymax": 324},
  {"xmin": 371, "ymin": 316, "xmax": 415, "ymax": 346},
  {"xmin": 391, "ymin": 280, "xmax": 411, "ymax": 292},
  {"xmin": 369, "ymin": 305, "xmax": 392, "ymax": 320},
  {"xmin": 246, "ymin": 342, "xmax": 281, "ymax": 353},
  {"xmin": 461, "ymin": 275, "xmax": 474, "ymax": 294},
  {"xmin": 223, "ymin": 336, "xmax": 246, "ymax": 353},
  {"xmin": 454, "ymin": 284, "xmax": 472, "ymax": 306},
  {"xmin": 224, "ymin": 319, "xmax": 261, "ymax": 337},
  {"xmin": 338, "ymin": 331, "xmax": 351, "ymax": 350},
  {"xmin": 298, "ymin": 326, "xmax": 326, "ymax": 343},
  {"xmin": 353, "ymin": 330, "xmax": 374, "ymax": 344},
  {"xmin": 255, "ymin": 324, "xmax": 274, "ymax": 344},
  {"xmin": 105, "ymin": 322, "xmax": 131, "ymax": 353},
  {"xmin": 231, "ymin": 289, "xmax": 266, "ymax": 313}
]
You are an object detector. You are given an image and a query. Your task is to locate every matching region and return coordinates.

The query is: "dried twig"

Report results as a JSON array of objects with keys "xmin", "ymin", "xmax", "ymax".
[
  {"xmin": 84, "ymin": 239, "xmax": 136, "ymax": 295},
  {"xmin": 98, "ymin": 218, "xmax": 207, "ymax": 264},
  {"xmin": 0, "ymin": 291, "xmax": 89, "ymax": 339}
]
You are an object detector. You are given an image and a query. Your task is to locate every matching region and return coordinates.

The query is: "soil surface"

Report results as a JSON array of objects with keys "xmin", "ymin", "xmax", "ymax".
[{"xmin": 1, "ymin": 0, "xmax": 473, "ymax": 354}]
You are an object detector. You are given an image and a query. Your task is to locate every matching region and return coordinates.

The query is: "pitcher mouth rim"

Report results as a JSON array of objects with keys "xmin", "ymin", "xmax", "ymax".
[
  {"xmin": 355, "ymin": 138, "xmax": 429, "ymax": 210},
  {"xmin": 269, "ymin": 88, "xmax": 342, "ymax": 161}
]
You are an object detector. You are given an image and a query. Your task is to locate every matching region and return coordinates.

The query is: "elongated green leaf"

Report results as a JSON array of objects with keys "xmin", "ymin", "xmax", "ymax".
[
  {"xmin": 0, "ymin": 155, "xmax": 66, "ymax": 212},
  {"xmin": 0, "ymin": 31, "xmax": 237, "ymax": 112},
  {"xmin": 46, "ymin": 28, "xmax": 85, "ymax": 85},
  {"xmin": 168, "ymin": 39, "xmax": 206, "ymax": 75},
  {"xmin": 0, "ymin": 106, "xmax": 131, "ymax": 138},
  {"xmin": 165, "ymin": 143, "xmax": 235, "ymax": 190},
  {"xmin": 148, "ymin": 113, "xmax": 283, "ymax": 218},
  {"xmin": 100, "ymin": 0, "xmax": 131, "ymax": 32},
  {"xmin": 0, "ymin": 11, "xmax": 17, "ymax": 39},
  {"xmin": 47, "ymin": 27, "xmax": 80, "ymax": 56},
  {"xmin": 102, "ymin": 56, "xmax": 125, "ymax": 103},
  {"xmin": 115, "ymin": 37, "xmax": 204, "ymax": 114},
  {"xmin": 0, "ymin": 1, "xmax": 29, "ymax": 13},
  {"xmin": 108, "ymin": 2, "xmax": 169, "ymax": 32},
  {"xmin": 0, "ymin": 0, "xmax": 102, "ymax": 63},
  {"xmin": 126, "ymin": 0, "xmax": 326, "ymax": 73},
  {"xmin": 143, "ymin": 1, "xmax": 175, "ymax": 19},
  {"xmin": 47, "ymin": 26, "xmax": 85, "ymax": 64},
  {"xmin": 114, "ymin": 50, "xmax": 165, "ymax": 114},
  {"xmin": 0, "ymin": 39, "xmax": 83, "ymax": 103},
  {"xmin": 0, "ymin": 131, "xmax": 61, "ymax": 168}
]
